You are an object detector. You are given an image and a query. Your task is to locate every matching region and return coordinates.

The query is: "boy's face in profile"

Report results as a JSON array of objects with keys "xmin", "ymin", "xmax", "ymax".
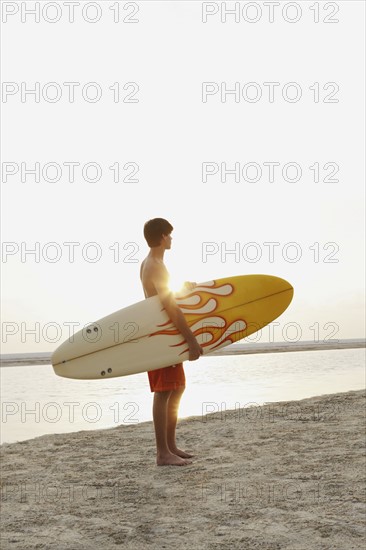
[{"xmin": 162, "ymin": 232, "xmax": 172, "ymax": 250}]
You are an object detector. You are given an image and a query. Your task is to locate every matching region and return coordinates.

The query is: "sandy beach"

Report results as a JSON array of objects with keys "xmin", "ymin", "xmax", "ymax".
[{"xmin": 1, "ymin": 389, "xmax": 365, "ymax": 549}]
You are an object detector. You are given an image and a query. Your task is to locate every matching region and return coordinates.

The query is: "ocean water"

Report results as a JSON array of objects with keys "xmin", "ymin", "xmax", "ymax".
[{"xmin": 1, "ymin": 348, "xmax": 365, "ymax": 444}]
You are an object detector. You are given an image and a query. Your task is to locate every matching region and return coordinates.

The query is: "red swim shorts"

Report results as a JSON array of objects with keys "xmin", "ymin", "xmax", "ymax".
[{"xmin": 147, "ymin": 363, "xmax": 186, "ymax": 392}]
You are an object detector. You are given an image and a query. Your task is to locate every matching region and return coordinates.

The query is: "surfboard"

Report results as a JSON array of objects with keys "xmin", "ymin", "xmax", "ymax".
[{"xmin": 52, "ymin": 274, "xmax": 293, "ymax": 380}]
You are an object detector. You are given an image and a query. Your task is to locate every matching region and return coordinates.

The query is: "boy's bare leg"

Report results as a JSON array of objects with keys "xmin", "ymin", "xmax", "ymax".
[
  {"xmin": 167, "ymin": 387, "xmax": 193, "ymax": 458},
  {"xmin": 153, "ymin": 390, "xmax": 191, "ymax": 466}
]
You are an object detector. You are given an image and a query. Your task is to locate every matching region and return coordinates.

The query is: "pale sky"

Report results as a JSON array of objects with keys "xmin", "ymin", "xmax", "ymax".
[{"xmin": 1, "ymin": 1, "xmax": 365, "ymax": 353}]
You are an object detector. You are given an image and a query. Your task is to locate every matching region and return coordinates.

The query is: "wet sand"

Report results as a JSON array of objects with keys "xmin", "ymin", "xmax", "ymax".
[{"xmin": 1, "ymin": 389, "xmax": 365, "ymax": 549}]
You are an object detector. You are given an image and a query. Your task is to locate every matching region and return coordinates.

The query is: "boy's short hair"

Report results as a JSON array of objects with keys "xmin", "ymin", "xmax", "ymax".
[{"xmin": 143, "ymin": 218, "xmax": 173, "ymax": 247}]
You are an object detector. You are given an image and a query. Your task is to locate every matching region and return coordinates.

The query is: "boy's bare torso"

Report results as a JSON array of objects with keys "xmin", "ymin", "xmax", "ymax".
[{"xmin": 140, "ymin": 257, "xmax": 169, "ymax": 299}]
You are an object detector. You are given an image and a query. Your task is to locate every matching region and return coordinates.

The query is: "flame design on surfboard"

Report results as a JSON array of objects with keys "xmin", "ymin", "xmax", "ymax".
[{"xmin": 150, "ymin": 280, "xmax": 247, "ymax": 354}]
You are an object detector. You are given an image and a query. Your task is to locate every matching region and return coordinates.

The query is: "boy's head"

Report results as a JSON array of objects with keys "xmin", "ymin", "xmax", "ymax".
[{"xmin": 143, "ymin": 218, "xmax": 173, "ymax": 248}]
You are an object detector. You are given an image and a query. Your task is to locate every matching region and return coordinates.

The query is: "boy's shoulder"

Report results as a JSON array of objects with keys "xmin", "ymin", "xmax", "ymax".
[{"xmin": 143, "ymin": 256, "xmax": 166, "ymax": 270}]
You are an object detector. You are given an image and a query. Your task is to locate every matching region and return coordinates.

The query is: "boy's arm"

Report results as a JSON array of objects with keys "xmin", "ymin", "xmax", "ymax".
[{"xmin": 151, "ymin": 270, "xmax": 203, "ymax": 361}]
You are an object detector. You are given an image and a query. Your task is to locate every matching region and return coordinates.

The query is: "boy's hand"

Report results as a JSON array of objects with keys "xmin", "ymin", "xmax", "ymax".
[
  {"xmin": 183, "ymin": 281, "xmax": 197, "ymax": 291},
  {"xmin": 188, "ymin": 338, "xmax": 204, "ymax": 361}
]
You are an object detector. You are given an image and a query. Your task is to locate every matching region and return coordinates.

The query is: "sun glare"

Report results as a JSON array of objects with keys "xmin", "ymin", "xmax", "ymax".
[{"xmin": 168, "ymin": 276, "xmax": 184, "ymax": 294}]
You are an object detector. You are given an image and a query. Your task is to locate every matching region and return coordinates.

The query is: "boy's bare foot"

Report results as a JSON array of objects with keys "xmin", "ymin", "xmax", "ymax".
[
  {"xmin": 170, "ymin": 447, "xmax": 194, "ymax": 459},
  {"xmin": 157, "ymin": 452, "xmax": 191, "ymax": 466}
]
